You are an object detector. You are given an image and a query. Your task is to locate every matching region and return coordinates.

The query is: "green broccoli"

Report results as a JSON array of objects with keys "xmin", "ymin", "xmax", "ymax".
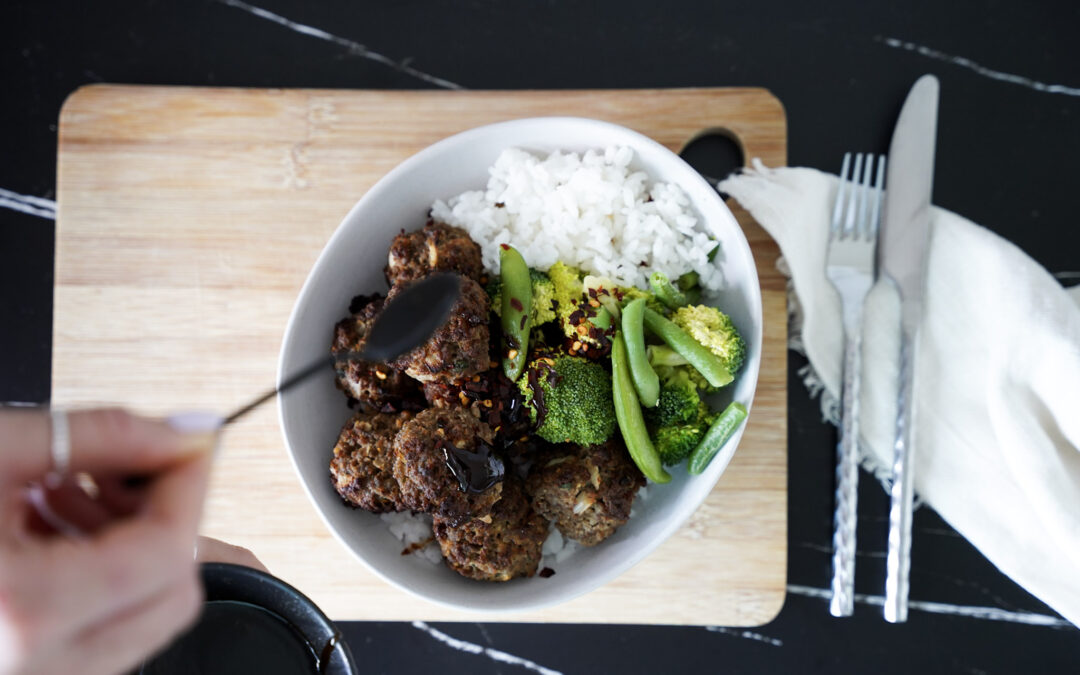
[
  {"xmin": 645, "ymin": 368, "xmax": 703, "ymax": 427},
  {"xmin": 644, "ymin": 366, "xmax": 715, "ymax": 465},
  {"xmin": 529, "ymin": 269, "xmax": 557, "ymax": 324},
  {"xmin": 517, "ymin": 353, "xmax": 615, "ymax": 445},
  {"xmin": 487, "ymin": 269, "xmax": 557, "ymax": 325},
  {"xmin": 654, "ymin": 422, "xmax": 709, "ymax": 466},
  {"xmin": 671, "ymin": 305, "xmax": 746, "ymax": 375},
  {"xmin": 619, "ymin": 286, "xmax": 667, "ymax": 315},
  {"xmin": 548, "ymin": 262, "xmax": 614, "ymax": 356}
]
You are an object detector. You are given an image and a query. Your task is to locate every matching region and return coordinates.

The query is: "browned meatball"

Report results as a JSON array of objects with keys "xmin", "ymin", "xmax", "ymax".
[
  {"xmin": 330, "ymin": 411, "xmax": 414, "ymax": 512},
  {"xmin": 433, "ymin": 477, "xmax": 548, "ymax": 582},
  {"xmin": 331, "ymin": 295, "xmax": 422, "ymax": 410},
  {"xmin": 392, "ymin": 406, "xmax": 504, "ymax": 525},
  {"xmin": 385, "ymin": 221, "xmax": 484, "ymax": 286},
  {"xmin": 389, "ymin": 276, "xmax": 490, "ymax": 384},
  {"xmin": 525, "ymin": 438, "xmax": 645, "ymax": 546}
]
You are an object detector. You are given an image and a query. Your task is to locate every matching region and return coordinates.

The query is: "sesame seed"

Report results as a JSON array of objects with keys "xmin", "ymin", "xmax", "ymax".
[
  {"xmin": 507, "ymin": 349, "xmax": 519, "ymax": 360},
  {"xmin": 374, "ymin": 370, "xmax": 387, "ymax": 380}
]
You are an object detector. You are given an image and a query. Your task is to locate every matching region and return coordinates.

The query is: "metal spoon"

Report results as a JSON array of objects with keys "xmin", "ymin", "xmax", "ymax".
[{"xmin": 223, "ymin": 273, "xmax": 462, "ymax": 425}]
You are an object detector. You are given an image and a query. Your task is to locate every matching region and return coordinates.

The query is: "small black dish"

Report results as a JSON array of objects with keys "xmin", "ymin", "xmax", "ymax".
[{"xmin": 140, "ymin": 563, "xmax": 357, "ymax": 675}]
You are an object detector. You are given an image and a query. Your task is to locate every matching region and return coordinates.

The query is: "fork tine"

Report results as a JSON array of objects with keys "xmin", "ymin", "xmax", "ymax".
[
  {"xmin": 831, "ymin": 153, "xmax": 852, "ymax": 234},
  {"xmin": 856, "ymin": 154, "xmax": 875, "ymax": 239},
  {"xmin": 843, "ymin": 153, "xmax": 864, "ymax": 237},
  {"xmin": 869, "ymin": 154, "xmax": 886, "ymax": 235}
]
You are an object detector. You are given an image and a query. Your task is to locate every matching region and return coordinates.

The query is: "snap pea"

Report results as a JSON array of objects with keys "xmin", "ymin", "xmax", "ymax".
[
  {"xmin": 620, "ymin": 298, "xmax": 659, "ymax": 407},
  {"xmin": 688, "ymin": 402, "xmax": 748, "ymax": 474},
  {"xmin": 642, "ymin": 308, "xmax": 734, "ymax": 388},
  {"xmin": 499, "ymin": 245, "xmax": 532, "ymax": 381},
  {"xmin": 649, "ymin": 271, "xmax": 688, "ymax": 310},
  {"xmin": 676, "ymin": 270, "xmax": 700, "ymax": 291},
  {"xmin": 611, "ymin": 332, "xmax": 670, "ymax": 484}
]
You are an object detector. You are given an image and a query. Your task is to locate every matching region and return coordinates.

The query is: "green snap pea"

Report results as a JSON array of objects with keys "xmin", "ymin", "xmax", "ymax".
[
  {"xmin": 676, "ymin": 270, "xmax": 700, "ymax": 291},
  {"xmin": 621, "ymin": 298, "xmax": 659, "ymax": 407},
  {"xmin": 649, "ymin": 271, "xmax": 688, "ymax": 310},
  {"xmin": 612, "ymin": 332, "xmax": 670, "ymax": 484},
  {"xmin": 642, "ymin": 308, "xmax": 734, "ymax": 388},
  {"xmin": 499, "ymin": 245, "xmax": 532, "ymax": 381},
  {"xmin": 688, "ymin": 402, "xmax": 748, "ymax": 474}
]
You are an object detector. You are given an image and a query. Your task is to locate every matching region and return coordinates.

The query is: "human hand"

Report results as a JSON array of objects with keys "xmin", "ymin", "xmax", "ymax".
[{"xmin": 0, "ymin": 408, "xmax": 217, "ymax": 675}]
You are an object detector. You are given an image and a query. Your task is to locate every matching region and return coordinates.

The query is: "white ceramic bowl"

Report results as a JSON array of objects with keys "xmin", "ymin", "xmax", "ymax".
[{"xmin": 278, "ymin": 117, "xmax": 762, "ymax": 613}]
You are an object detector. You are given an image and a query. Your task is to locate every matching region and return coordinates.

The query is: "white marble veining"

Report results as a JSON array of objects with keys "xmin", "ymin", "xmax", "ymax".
[
  {"xmin": 705, "ymin": 626, "xmax": 784, "ymax": 647},
  {"xmin": 412, "ymin": 621, "xmax": 563, "ymax": 675},
  {"xmin": 215, "ymin": 0, "xmax": 464, "ymax": 90},
  {"xmin": 0, "ymin": 187, "xmax": 56, "ymax": 220},
  {"xmin": 787, "ymin": 584, "xmax": 1073, "ymax": 628},
  {"xmin": 877, "ymin": 36, "xmax": 1080, "ymax": 97}
]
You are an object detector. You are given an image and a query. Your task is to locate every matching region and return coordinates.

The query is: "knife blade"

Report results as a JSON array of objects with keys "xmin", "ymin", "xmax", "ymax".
[{"xmin": 879, "ymin": 74, "xmax": 939, "ymax": 624}]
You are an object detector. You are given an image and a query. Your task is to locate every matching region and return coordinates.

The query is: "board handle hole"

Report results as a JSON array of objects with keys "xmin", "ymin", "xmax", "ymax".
[{"xmin": 679, "ymin": 129, "xmax": 745, "ymax": 188}]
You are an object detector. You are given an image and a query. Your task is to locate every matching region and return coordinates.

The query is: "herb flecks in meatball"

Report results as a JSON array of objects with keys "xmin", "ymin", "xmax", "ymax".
[
  {"xmin": 385, "ymin": 221, "xmax": 484, "ymax": 286},
  {"xmin": 525, "ymin": 438, "xmax": 644, "ymax": 546},
  {"xmin": 389, "ymin": 276, "xmax": 490, "ymax": 384},
  {"xmin": 330, "ymin": 411, "xmax": 414, "ymax": 512},
  {"xmin": 434, "ymin": 477, "xmax": 548, "ymax": 582},
  {"xmin": 392, "ymin": 407, "xmax": 504, "ymax": 525},
  {"xmin": 331, "ymin": 294, "xmax": 422, "ymax": 411}
]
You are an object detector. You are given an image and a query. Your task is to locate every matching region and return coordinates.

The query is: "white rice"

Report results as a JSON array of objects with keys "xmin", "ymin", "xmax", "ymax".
[
  {"xmin": 431, "ymin": 146, "xmax": 723, "ymax": 291},
  {"xmin": 380, "ymin": 511, "xmax": 443, "ymax": 565},
  {"xmin": 381, "ymin": 483, "xmax": 653, "ymax": 573}
]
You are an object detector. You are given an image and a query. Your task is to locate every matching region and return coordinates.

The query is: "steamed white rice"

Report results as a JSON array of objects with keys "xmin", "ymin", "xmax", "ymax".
[{"xmin": 431, "ymin": 146, "xmax": 723, "ymax": 291}]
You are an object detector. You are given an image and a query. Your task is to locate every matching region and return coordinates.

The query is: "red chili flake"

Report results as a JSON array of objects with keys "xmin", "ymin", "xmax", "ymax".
[
  {"xmin": 495, "ymin": 202, "xmax": 506, "ymax": 208},
  {"xmin": 510, "ymin": 298, "xmax": 524, "ymax": 312},
  {"xmin": 500, "ymin": 243, "xmax": 511, "ymax": 250},
  {"xmin": 519, "ymin": 315, "xmax": 527, "ymax": 330},
  {"xmin": 538, "ymin": 567, "xmax": 556, "ymax": 578}
]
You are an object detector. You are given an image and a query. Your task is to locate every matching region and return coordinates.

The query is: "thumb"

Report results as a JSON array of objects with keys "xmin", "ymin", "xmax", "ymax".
[{"xmin": 0, "ymin": 408, "xmax": 220, "ymax": 485}]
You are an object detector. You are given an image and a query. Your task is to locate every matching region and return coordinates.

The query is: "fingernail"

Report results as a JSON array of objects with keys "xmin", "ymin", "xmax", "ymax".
[{"xmin": 166, "ymin": 411, "xmax": 224, "ymax": 434}]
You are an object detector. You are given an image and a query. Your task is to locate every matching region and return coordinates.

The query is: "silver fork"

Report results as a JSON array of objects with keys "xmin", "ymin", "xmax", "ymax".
[{"xmin": 826, "ymin": 152, "xmax": 885, "ymax": 617}]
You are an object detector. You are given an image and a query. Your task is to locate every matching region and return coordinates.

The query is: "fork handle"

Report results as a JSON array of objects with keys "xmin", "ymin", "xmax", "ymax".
[
  {"xmin": 829, "ymin": 327, "xmax": 862, "ymax": 617},
  {"xmin": 885, "ymin": 332, "xmax": 918, "ymax": 623}
]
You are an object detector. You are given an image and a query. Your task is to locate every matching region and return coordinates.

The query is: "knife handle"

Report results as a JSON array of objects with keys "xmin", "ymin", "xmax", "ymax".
[
  {"xmin": 829, "ymin": 328, "xmax": 862, "ymax": 617},
  {"xmin": 884, "ymin": 332, "xmax": 918, "ymax": 623}
]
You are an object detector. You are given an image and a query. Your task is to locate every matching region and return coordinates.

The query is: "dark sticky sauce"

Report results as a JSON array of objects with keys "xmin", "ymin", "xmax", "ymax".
[
  {"xmin": 440, "ymin": 439, "xmax": 505, "ymax": 493},
  {"xmin": 316, "ymin": 631, "xmax": 343, "ymax": 675},
  {"xmin": 139, "ymin": 601, "xmax": 318, "ymax": 675}
]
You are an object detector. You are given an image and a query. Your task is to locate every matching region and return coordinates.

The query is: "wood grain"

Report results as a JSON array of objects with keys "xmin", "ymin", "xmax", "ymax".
[{"xmin": 54, "ymin": 85, "xmax": 787, "ymax": 625}]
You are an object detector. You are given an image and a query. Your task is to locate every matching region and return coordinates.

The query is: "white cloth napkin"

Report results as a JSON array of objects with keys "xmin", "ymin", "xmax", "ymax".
[{"xmin": 719, "ymin": 162, "xmax": 1080, "ymax": 626}]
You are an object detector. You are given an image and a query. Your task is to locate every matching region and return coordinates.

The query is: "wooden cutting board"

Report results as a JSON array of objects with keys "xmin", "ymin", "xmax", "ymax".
[{"xmin": 54, "ymin": 85, "xmax": 787, "ymax": 626}]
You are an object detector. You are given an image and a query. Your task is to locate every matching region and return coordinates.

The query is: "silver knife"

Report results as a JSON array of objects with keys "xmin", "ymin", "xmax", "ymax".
[{"xmin": 879, "ymin": 74, "xmax": 939, "ymax": 623}]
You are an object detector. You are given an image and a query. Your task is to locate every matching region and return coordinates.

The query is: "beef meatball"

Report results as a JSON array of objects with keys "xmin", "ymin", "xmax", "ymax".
[
  {"xmin": 389, "ymin": 276, "xmax": 490, "ymax": 384},
  {"xmin": 525, "ymin": 438, "xmax": 645, "ymax": 546},
  {"xmin": 330, "ymin": 411, "xmax": 414, "ymax": 512},
  {"xmin": 433, "ymin": 477, "xmax": 548, "ymax": 582},
  {"xmin": 385, "ymin": 221, "xmax": 484, "ymax": 286},
  {"xmin": 392, "ymin": 406, "xmax": 504, "ymax": 525},
  {"xmin": 331, "ymin": 294, "xmax": 422, "ymax": 410}
]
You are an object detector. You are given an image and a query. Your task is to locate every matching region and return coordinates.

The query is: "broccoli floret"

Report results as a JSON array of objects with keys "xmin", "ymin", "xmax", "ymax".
[
  {"xmin": 671, "ymin": 305, "xmax": 746, "ymax": 374},
  {"xmin": 654, "ymin": 422, "xmax": 708, "ymax": 466},
  {"xmin": 517, "ymin": 354, "xmax": 615, "ymax": 445},
  {"xmin": 645, "ymin": 368, "xmax": 702, "ymax": 427},
  {"xmin": 548, "ymin": 262, "xmax": 614, "ymax": 357},
  {"xmin": 619, "ymin": 286, "xmax": 667, "ymax": 315},
  {"xmin": 487, "ymin": 269, "xmax": 558, "ymax": 325},
  {"xmin": 645, "ymin": 367, "xmax": 714, "ymax": 465},
  {"xmin": 529, "ymin": 269, "xmax": 557, "ymax": 325}
]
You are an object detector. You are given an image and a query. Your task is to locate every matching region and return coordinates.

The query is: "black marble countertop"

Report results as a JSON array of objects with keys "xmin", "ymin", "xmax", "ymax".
[{"xmin": 3, "ymin": 1, "xmax": 1078, "ymax": 672}]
